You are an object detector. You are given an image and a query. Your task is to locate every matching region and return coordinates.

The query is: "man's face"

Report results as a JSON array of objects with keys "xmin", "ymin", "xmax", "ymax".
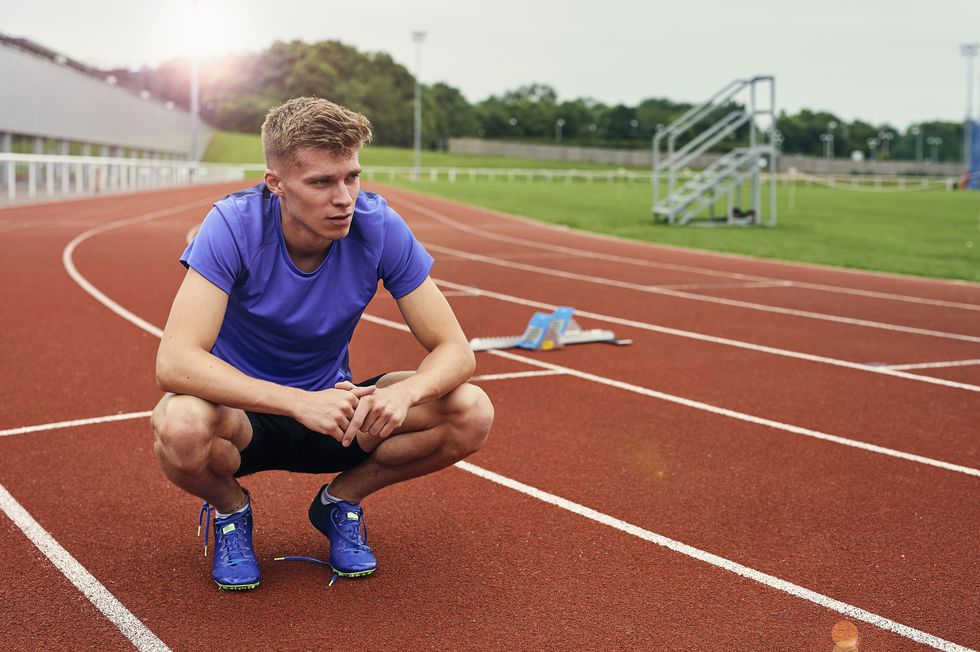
[{"xmin": 265, "ymin": 147, "xmax": 361, "ymax": 243}]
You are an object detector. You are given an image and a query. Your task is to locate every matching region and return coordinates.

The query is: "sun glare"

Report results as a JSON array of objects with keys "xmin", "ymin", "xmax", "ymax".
[{"xmin": 173, "ymin": 0, "xmax": 243, "ymax": 60}]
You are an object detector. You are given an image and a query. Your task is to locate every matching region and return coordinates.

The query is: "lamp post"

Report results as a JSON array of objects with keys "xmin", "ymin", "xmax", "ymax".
[
  {"xmin": 555, "ymin": 118, "xmax": 565, "ymax": 144},
  {"xmin": 961, "ymin": 44, "xmax": 978, "ymax": 170},
  {"xmin": 878, "ymin": 131, "xmax": 893, "ymax": 159},
  {"xmin": 910, "ymin": 125, "xmax": 923, "ymax": 164},
  {"xmin": 867, "ymin": 137, "xmax": 879, "ymax": 161},
  {"xmin": 927, "ymin": 136, "xmax": 942, "ymax": 162},
  {"xmin": 629, "ymin": 118, "xmax": 639, "ymax": 140},
  {"xmin": 823, "ymin": 120, "xmax": 837, "ymax": 159},
  {"xmin": 189, "ymin": 0, "xmax": 200, "ymax": 163},
  {"xmin": 412, "ymin": 30, "xmax": 426, "ymax": 180}
]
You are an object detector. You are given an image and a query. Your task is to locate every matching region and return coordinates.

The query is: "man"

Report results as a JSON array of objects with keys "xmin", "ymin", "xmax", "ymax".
[{"xmin": 151, "ymin": 97, "xmax": 494, "ymax": 590}]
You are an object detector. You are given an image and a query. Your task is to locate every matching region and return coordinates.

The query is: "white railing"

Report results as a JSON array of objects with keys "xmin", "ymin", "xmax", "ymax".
[
  {"xmin": 0, "ymin": 153, "xmax": 248, "ymax": 203},
  {"xmin": 782, "ymin": 169, "xmax": 956, "ymax": 192},
  {"xmin": 355, "ymin": 166, "xmax": 653, "ymax": 184}
]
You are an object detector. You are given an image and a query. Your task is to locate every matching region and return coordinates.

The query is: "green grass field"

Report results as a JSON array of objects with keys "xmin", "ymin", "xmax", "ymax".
[{"xmin": 203, "ymin": 132, "xmax": 980, "ymax": 282}]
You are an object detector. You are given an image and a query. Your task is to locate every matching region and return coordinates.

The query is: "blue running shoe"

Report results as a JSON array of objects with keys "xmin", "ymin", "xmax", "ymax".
[
  {"xmin": 198, "ymin": 491, "xmax": 260, "ymax": 590},
  {"xmin": 308, "ymin": 484, "xmax": 377, "ymax": 580}
]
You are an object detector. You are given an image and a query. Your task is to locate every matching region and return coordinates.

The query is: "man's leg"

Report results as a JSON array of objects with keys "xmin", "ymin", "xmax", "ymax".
[
  {"xmin": 325, "ymin": 373, "xmax": 494, "ymax": 503},
  {"xmin": 151, "ymin": 393, "xmax": 252, "ymax": 512},
  {"xmin": 151, "ymin": 393, "xmax": 260, "ymax": 589}
]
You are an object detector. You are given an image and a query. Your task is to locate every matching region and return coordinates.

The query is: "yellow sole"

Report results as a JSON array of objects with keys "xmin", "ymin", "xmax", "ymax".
[
  {"xmin": 332, "ymin": 567, "xmax": 376, "ymax": 579},
  {"xmin": 215, "ymin": 581, "xmax": 260, "ymax": 591}
]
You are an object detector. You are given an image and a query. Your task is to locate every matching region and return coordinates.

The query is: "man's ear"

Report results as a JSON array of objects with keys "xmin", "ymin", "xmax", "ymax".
[{"xmin": 264, "ymin": 169, "xmax": 284, "ymax": 196}]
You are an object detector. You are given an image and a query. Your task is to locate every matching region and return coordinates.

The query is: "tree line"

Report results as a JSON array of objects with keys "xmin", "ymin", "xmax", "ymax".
[{"xmin": 110, "ymin": 39, "xmax": 965, "ymax": 163}]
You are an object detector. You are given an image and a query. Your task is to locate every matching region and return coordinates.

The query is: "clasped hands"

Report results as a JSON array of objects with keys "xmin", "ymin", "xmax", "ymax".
[{"xmin": 293, "ymin": 380, "xmax": 412, "ymax": 452}]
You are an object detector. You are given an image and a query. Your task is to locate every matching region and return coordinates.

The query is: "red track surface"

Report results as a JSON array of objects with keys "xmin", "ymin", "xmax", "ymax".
[{"xmin": 1, "ymin": 182, "xmax": 978, "ymax": 651}]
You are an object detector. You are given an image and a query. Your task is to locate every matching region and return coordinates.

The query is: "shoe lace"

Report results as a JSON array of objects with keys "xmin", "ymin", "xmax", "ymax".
[
  {"xmin": 196, "ymin": 491, "xmax": 252, "ymax": 563},
  {"xmin": 274, "ymin": 505, "xmax": 371, "ymax": 588},
  {"xmin": 331, "ymin": 506, "xmax": 371, "ymax": 554},
  {"xmin": 197, "ymin": 503, "xmax": 213, "ymax": 557}
]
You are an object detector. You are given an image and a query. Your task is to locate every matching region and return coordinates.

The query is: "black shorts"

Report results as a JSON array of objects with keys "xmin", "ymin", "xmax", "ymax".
[{"xmin": 235, "ymin": 373, "xmax": 387, "ymax": 477}]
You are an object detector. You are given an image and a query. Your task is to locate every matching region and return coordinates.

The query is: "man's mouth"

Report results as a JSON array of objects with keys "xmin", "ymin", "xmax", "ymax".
[{"xmin": 328, "ymin": 214, "xmax": 353, "ymax": 226}]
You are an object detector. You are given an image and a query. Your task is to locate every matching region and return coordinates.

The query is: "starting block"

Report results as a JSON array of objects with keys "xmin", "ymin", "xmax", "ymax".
[{"xmin": 469, "ymin": 307, "xmax": 631, "ymax": 352}]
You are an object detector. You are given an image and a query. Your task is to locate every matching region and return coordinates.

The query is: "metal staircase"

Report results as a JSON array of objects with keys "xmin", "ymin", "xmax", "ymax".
[{"xmin": 652, "ymin": 76, "xmax": 778, "ymax": 226}]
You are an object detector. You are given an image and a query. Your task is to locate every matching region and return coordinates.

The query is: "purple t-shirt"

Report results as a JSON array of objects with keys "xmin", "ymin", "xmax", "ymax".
[{"xmin": 180, "ymin": 183, "xmax": 433, "ymax": 391}]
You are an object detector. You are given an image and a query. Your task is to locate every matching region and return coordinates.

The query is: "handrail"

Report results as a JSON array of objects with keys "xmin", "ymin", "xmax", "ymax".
[
  {"xmin": 669, "ymin": 112, "xmax": 751, "ymax": 171},
  {"xmin": 661, "ymin": 79, "xmax": 746, "ymax": 137}
]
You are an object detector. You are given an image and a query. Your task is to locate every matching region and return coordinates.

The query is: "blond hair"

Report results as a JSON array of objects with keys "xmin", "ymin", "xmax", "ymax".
[{"xmin": 261, "ymin": 97, "xmax": 373, "ymax": 165}]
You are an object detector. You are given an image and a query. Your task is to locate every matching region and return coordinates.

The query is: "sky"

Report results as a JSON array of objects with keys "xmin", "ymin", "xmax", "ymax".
[{"xmin": 5, "ymin": 0, "xmax": 980, "ymax": 130}]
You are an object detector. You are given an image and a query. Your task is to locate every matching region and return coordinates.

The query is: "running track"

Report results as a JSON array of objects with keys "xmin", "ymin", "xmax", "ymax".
[{"xmin": 1, "ymin": 182, "xmax": 978, "ymax": 651}]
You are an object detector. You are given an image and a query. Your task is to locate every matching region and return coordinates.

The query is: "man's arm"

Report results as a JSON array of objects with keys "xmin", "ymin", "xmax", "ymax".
[
  {"xmin": 342, "ymin": 277, "xmax": 475, "ymax": 445},
  {"xmin": 156, "ymin": 268, "xmax": 368, "ymax": 439}
]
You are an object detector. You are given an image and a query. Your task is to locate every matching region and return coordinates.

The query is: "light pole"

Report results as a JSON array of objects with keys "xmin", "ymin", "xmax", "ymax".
[
  {"xmin": 878, "ymin": 131, "xmax": 893, "ymax": 159},
  {"xmin": 910, "ymin": 125, "xmax": 923, "ymax": 164},
  {"xmin": 823, "ymin": 121, "xmax": 837, "ymax": 159},
  {"xmin": 412, "ymin": 30, "xmax": 426, "ymax": 180},
  {"xmin": 927, "ymin": 136, "xmax": 942, "ymax": 162},
  {"xmin": 555, "ymin": 118, "xmax": 565, "ymax": 144},
  {"xmin": 867, "ymin": 137, "xmax": 879, "ymax": 161},
  {"xmin": 961, "ymin": 44, "xmax": 978, "ymax": 170},
  {"xmin": 189, "ymin": 0, "xmax": 200, "ymax": 163},
  {"xmin": 629, "ymin": 119, "xmax": 639, "ymax": 140}
]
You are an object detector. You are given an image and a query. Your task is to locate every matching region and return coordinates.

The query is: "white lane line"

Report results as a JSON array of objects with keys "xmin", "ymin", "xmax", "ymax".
[
  {"xmin": 362, "ymin": 311, "xmax": 980, "ymax": 479},
  {"xmin": 424, "ymin": 241, "xmax": 980, "ymax": 344},
  {"xmin": 653, "ymin": 280, "xmax": 795, "ymax": 290},
  {"xmin": 433, "ymin": 278, "xmax": 980, "ymax": 394},
  {"xmin": 440, "ymin": 289, "xmax": 482, "ymax": 297},
  {"xmin": 0, "ymin": 411, "xmax": 152, "ymax": 438},
  {"xmin": 471, "ymin": 369, "xmax": 566, "ymax": 382},
  {"xmin": 62, "ymin": 199, "xmax": 212, "ymax": 338},
  {"xmin": 886, "ymin": 359, "xmax": 980, "ymax": 371},
  {"xmin": 0, "ymin": 484, "xmax": 172, "ymax": 652},
  {"xmin": 389, "ymin": 193, "xmax": 980, "ymax": 312},
  {"xmin": 62, "ymin": 205, "xmax": 977, "ymax": 651},
  {"xmin": 453, "ymin": 461, "xmax": 973, "ymax": 652}
]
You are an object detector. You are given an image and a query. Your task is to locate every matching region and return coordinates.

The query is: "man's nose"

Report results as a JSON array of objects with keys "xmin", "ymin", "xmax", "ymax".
[{"xmin": 330, "ymin": 184, "xmax": 354, "ymax": 207}]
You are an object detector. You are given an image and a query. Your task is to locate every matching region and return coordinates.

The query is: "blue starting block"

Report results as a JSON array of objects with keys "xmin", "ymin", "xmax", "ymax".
[{"xmin": 469, "ymin": 307, "xmax": 631, "ymax": 352}]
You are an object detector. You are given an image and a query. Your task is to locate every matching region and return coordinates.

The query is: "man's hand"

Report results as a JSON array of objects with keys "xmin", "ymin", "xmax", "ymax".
[
  {"xmin": 292, "ymin": 383, "xmax": 376, "ymax": 441},
  {"xmin": 341, "ymin": 385, "xmax": 414, "ymax": 448}
]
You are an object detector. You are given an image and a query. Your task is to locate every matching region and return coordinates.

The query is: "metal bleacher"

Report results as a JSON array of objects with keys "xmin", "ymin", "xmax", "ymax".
[{"xmin": 652, "ymin": 76, "xmax": 778, "ymax": 226}]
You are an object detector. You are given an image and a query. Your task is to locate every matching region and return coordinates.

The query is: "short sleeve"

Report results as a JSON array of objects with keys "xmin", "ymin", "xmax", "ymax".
[
  {"xmin": 179, "ymin": 205, "xmax": 244, "ymax": 294},
  {"xmin": 378, "ymin": 206, "xmax": 434, "ymax": 299}
]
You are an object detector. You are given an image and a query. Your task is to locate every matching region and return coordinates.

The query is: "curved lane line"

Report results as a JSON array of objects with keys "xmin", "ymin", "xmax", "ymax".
[
  {"xmin": 387, "ymin": 192, "xmax": 980, "ymax": 312},
  {"xmin": 62, "ymin": 200, "xmax": 212, "ymax": 338},
  {"xmin": 0, "ymin": 199, "xmax": 208, "ymax": 652},
  {"xmin": 63, "ymin": 204, "xmax": 977, "ymax": 652}
]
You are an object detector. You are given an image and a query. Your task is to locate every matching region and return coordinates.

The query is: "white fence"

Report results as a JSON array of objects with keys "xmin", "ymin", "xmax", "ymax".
[
  {"xmin": 350, "ymin": 165, "xmax": 957, "ymax": 192},
  {"xmin": 5, "ymin": 156, "xmax": 953, "ymax": 205},
  {"xmin": 356, "ymin": 166, "xmax": 654, "ymax": 184},
  {"xmin": 1, "ymin": 153, "xmax": 247, "ymax": 202}
]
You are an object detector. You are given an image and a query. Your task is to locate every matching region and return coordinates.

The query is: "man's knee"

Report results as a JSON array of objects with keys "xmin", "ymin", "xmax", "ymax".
[
  {"xmin": 151, "ymin": 395, "xmax": 222, "ymax": 474},
  {"xmin": 446, "ymin": 384, "xmax": 494, "ymax": 457}
]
